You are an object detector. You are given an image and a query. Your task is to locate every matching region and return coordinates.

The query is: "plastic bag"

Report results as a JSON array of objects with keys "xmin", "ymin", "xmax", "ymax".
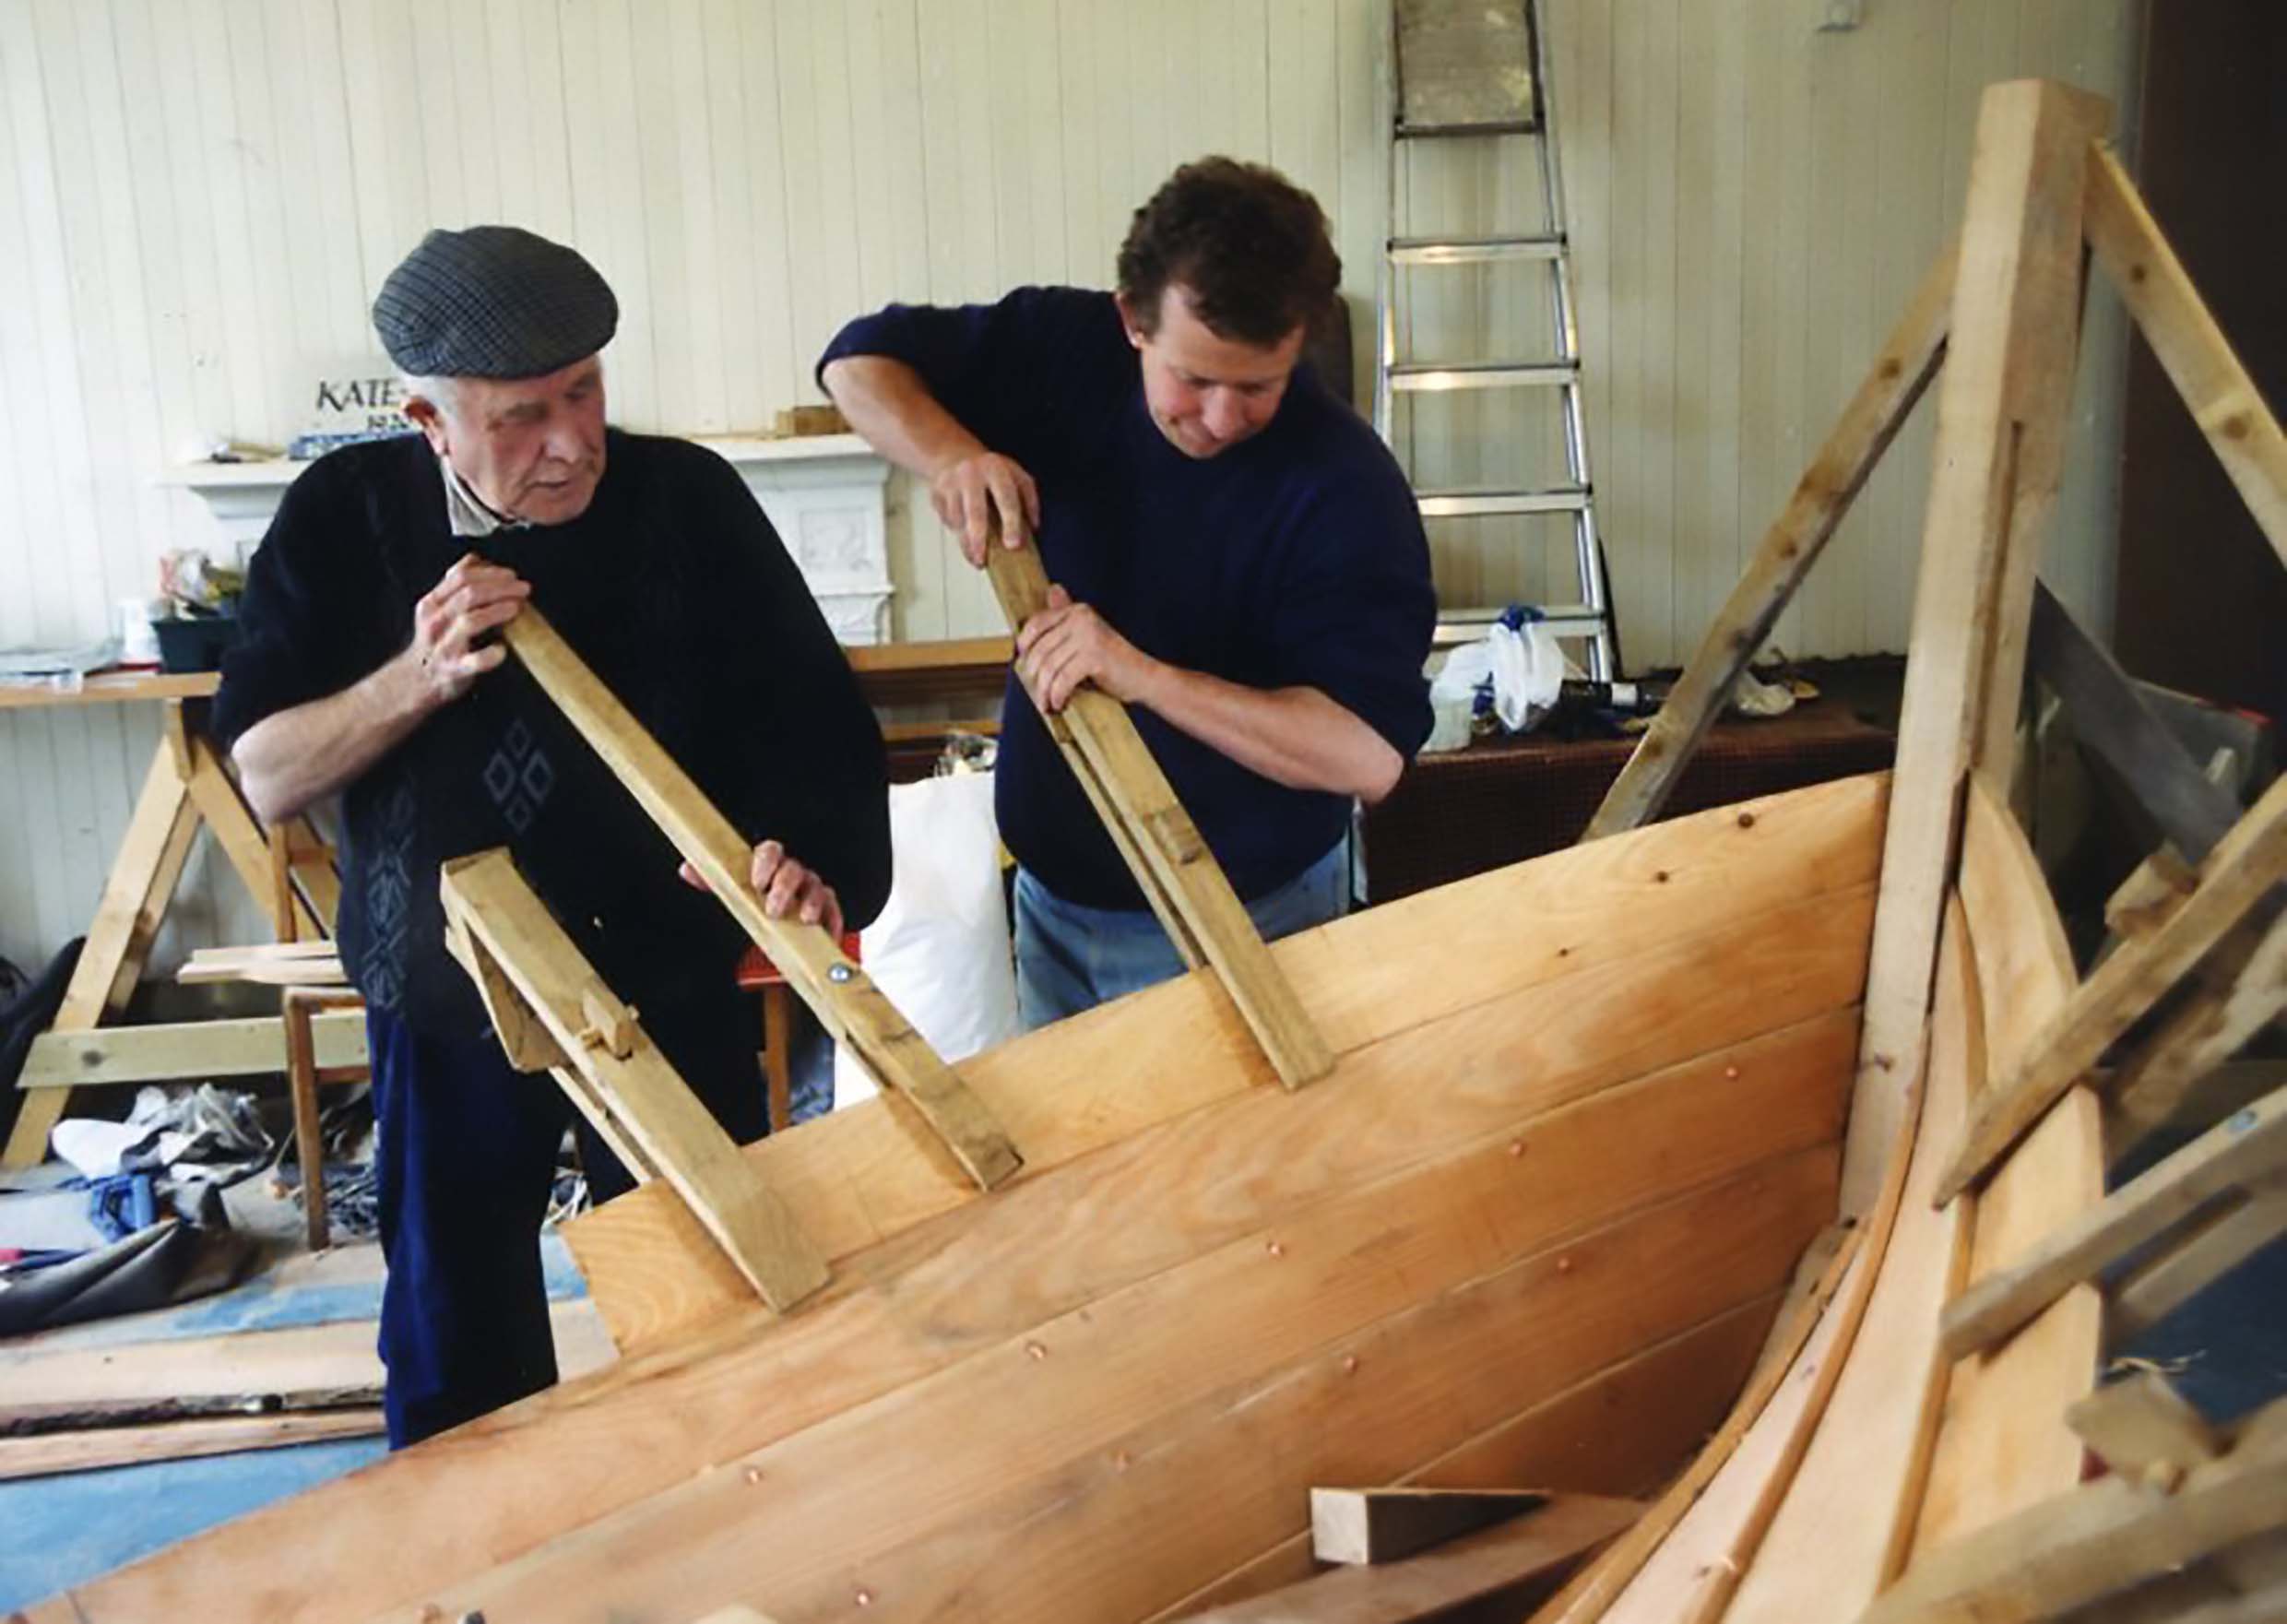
[
  {"xmin": 1427, "ymin": 615, "xmax": 1570, "ymax": 738},
  {"xmin": 833, "ymin": 773, "xmax": 1020, "ymax": 1108}
]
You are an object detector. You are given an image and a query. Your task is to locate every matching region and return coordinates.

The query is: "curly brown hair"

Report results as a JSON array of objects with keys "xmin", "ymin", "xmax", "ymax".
[{"xmin": 1116, "ymin": 157, "xmax": 1342, "ymax": 346}]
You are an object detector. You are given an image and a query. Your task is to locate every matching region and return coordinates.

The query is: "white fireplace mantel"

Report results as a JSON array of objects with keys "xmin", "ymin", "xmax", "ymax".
[{"xmin": 160, "ymin": 433, "xmax": 895, "ymax": 645}]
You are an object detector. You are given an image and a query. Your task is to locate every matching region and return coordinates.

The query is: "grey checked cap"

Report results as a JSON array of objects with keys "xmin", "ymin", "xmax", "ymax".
[{"xmin": 373, "ymin": 226, "xmax": 618, "ymax": 380}]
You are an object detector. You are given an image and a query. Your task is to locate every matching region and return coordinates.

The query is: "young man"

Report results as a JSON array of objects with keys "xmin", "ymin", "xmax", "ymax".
[
  {"xmin": 218, "ymin": 226, "xmax": 890, "ymax": 1445},
  {"xmin": 823, "ymin": 157, "xmax": 1434, "ymax": 1027}
]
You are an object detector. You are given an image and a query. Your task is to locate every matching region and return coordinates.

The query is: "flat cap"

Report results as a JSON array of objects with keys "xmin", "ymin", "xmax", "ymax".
[{"xmin": 373, "ymin": 225, "xmax": 617, "ymax": 380}]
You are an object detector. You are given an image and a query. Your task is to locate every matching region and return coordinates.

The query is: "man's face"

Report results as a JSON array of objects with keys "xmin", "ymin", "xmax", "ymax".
[
  {"xmin": 410, "ymin": 356, "xmax": 609, "ymax": 526},
  {"xmin": 1118, "ymin": 285, "xmax": 1305, "ymax": 460}
]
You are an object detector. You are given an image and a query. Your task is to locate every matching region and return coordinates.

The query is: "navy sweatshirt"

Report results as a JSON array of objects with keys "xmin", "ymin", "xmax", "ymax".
[
  {"xmin": 214, "ymin": 431, "xmax": 891, "ymax": 1037},
  {"xmin": 820, "ymin": 287, "xmax": 1434, "ymax": 908}
]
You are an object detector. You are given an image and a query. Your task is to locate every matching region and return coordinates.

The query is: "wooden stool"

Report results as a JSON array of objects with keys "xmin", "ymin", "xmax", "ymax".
[{"xmin": 735, "ymin": 936, "xmax": 860, "ymax": 1133}]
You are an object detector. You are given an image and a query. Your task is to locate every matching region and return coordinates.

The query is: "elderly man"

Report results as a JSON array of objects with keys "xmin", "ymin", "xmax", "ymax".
[
  {"xmin": 823, "ymin": 157, "xmax": 1433, "ymax": 1027},
  {"xmin": 216, "ymin": 226, "xmax": 890, "ymax": 1446}
]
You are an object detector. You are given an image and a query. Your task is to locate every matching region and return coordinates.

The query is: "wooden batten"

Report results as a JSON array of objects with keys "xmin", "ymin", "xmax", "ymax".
[{"xmin": 502, "ymin": 609, "xmax": 1021, "ymax": 1191}]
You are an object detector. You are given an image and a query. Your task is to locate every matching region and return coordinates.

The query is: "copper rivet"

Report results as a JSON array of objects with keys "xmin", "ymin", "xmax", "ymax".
[
  {"xmin": 1342, "ymin": 1355, "xmax": 1359, "ymax": 1375},
  {"xmin": 745, "ymin": 1466, "xmax": 764, "ymax": 1486},
  {"xmin": 1724, "ymin": 1065, "xmax": 1740, "ymax": 1080},
  {"xmin": 1114, "ymin": 1450, "xmax": 1132, "ymax": 1471},
  {"xmin": 1026, "ymin": 1341, "xmax": 1047, "ymax": 1360},
  {"xmin": 856, "ymin": 1587, "xmax": 874, "ymax": 1607},
  {"xmin": 1737, "ymin": 812, "xmax": 1756, "ymax": 828},
  {"xmin": 1557, "ymin": 1256, "xmax": 1574, "ymax": 1274},
  {"xmin": 1266, "ymin": 1239, "xmax": 1284, "ymax": 1258},
  {"xmin": 1508, "ymin": 1140, "xmax": 1525, "ymax": 1158}
]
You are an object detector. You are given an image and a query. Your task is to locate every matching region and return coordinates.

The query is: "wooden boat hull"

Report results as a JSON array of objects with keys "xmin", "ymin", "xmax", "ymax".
[{"xmin": 23, "ymin": 774, "xmax": 1884, "ymax": 1623}]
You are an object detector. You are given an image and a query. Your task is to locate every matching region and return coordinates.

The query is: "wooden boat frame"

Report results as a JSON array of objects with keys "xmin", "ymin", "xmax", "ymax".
[{"xmin": 18, "ymin": 77, "xmax": 2287, "ymax": 1624}]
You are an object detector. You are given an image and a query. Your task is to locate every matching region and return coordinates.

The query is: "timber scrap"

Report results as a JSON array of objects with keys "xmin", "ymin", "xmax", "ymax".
[{"xmin": 20, "ymin": 79, "xmax": 2287, "ymax": 1623}]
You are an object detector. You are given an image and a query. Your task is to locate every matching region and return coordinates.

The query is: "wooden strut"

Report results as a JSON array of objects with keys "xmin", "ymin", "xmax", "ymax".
[
  {"xmin": 440, "ymin": 848, "xmax": 831, "ymax": 1313},
  {"xmin": 501, "ymin": 609, "xmax": 1021, "ymax": 1191},
  {"xmin": 984, "ymin": 536, "xmax": 1335, "ymax": 1089},
  {"xmin": 1582, "ymin": 241, "xmax": 1958, "ymax": 844}
]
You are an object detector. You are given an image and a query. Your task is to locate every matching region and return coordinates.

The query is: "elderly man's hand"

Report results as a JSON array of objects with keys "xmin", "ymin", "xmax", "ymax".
[
  {"xmin": 678, "ymin": 840, "xmax": 845, "ymax": 940},
  {"xmin": 930, "ymin": 451, "xmax": 1039, "ymax": 568},
  {"xmin": 402, "ymin": 553, "xmax": 530, "ymax": 708},
  {"xmin": 1014, "ymin": 586, "xmax": 1160, "ymax": 714}
]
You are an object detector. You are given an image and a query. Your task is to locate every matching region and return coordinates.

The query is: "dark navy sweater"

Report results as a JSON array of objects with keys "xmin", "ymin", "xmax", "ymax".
[
  {"xmin": 821, "ymin": 287, "xmax": 1434, "ymax": 908},
  {"xmin": 214, "ymin": 431, "xmax": 891, "ymax": 1037}
]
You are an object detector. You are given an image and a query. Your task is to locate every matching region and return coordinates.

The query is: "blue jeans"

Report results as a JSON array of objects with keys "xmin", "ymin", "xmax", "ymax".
[{"xmin": 1013, "ymin": 839, "xmax": 1350, "ymax": 1031}]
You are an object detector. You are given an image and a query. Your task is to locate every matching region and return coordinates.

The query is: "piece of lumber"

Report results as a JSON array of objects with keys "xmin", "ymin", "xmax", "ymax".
[
  {"xmin": 0, "ymin": 1299, "xmax": 611, "ymax": 1436},
  {"xmin": 18, "ymin": 1010, "xmax": 369, "ymax": 1088},
  {"xmin": 1854, "ymin": 1395, "xmax": 2287, "ymax": 1624},
  {"xmin": 1938, "ymin": 773, "xmax": 2287, "ymax": 1202},
  {"xmin": 1582, "ymin": 243, "xmax": 1954, "ymax": 843},
  {"xmin": 283, "ymin": 985, "xmax": 363, "ymax": 1252},
  {"xmin": 2068, "ymin": 1371, "xmax": 2222, "ymax": 1489},
  {"xmin": 1311, "ymin": 1487, "xmax": 1551, "ymax": 1566},
  {"xmin": 1939, "ymin": 1083, "xmax": 2287, "ymax": 1359},
  {"xmin": 502, "ymin": 608, "xmax": 1020, "ymax": 1190},
  {"xmin": 381, "ymin": 1150, "xmax": 1828, "ymax": 1624},
  {"xmin": 1702, "ymin": 902, "xmax": 1982, "ymax": 1624},
  {"xmin": 2029, "ymin": 580, "xmax": 2241, "ymax": 860},
  {"xmin": 1902, "ymin": 782, "xmax": 2103, "ymax": 1563},
  {"xmin": 2109, "ymin": 1171, "xmax": 2287, "ymax": 1342},
  {"xmin": 2108, "ymin": 847, "xmax": 2200, "ymax": 942},
  {"xmin": 985, "ymin": 538, "xmax": 1334, "ymax": 1088},
  {"xmin": 2109, "ymin": 906, "xmax": 2287, "ymax": 1154},
  {"xmin": 440, "ymin": 848, "xmax": 829, "ymax": 1313},
  {"xmin": 178, "ymin": 726, "xmax": 324, "ymax": 942},
  {"xmin": 1843, "ymin": 79, "xmax": 2108, "ymax": 1213},
  {"xmin": 2, "ymin": 741, "xmax": 200, "ymax": 1167},
  {"xmin": 2083, "ymin": 140, "xmax": 2287, "ymax": 571},
  {"xmin": 2108, "ymin": 1060, "xmax": 2287, "ymax": 1150},
  {"xmin": 52, "ymin": 896, "xmax": 1857, "ymax": 1624},
  {"xmin": 1161, "ymin": 1295, "xmax": 1783, "ymax": 1619},
  {"xmin": 178, "ymin": 947, "xmax": 347, "ymax": 986},
  {"xmin": 575, "ymin": 861, "xmax": 1877, "ymax": 1357},
  {"xmin": 1191, "ymin": 1496, "xmax": 1640, "ymax": 1623},
  {"xmin": 0, "ymin": 1408, "xmax": 383, "ymax": 1481}
]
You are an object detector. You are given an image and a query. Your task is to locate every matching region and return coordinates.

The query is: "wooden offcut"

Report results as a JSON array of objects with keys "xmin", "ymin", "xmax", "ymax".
[
  {"xmin": 503, "ymin": 609, "xmax": 1020, "ymax": 1190},
  {"xmin": 985, "ymin": 538, "xmax": 1334, "ymax": 1089},
  {"xmin": 1310, "ymin": 1486, "xmax": 1550, "ymax": 1566}
]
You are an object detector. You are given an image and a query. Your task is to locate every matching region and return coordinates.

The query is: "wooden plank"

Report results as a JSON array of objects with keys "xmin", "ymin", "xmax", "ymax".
[
  {"xmin": 438, "ymin": 848, "xmax": 829, "ymax": 1314},
  {"xmin": 0, "ymin": 1300, "xmax": 610, "ymax": 1434},
  {"xmin": 1844, "ymin": 79, "xmax": 2108, "ymax": 1214},
  {"xmin": 364, "ymin": 1151, "xmax": 1836, "ymax": 1624},
  {"xmin": 986, "ymin": 539, "xmax": 1333, "ymax": 1087},
  {"xmin": 1192, "ymin": 1497, "xmax": 1641, "ymax": 1623},
  {"xmin": 19, "ymin": 1010, "xmax": 368, "ymax": 1088},
  {"xmin": 44, "ymin": 912, "xmax": 1854, "ymax": 1624},
  {"xmin": 1856, "ymin": 1395, "xmax": 2287, "ymax": 1624},
  {"xmin": 3, "ymin": 737, "xmax": 198, "ymax": 1167},
  {"xmin": 1703, "ymin": 901, "xmax": 1980, "ymax": 1624},
  {"xmin": 2028, "ymin": 578, "xmax": 2240, "ymax": 860},
  {"xmin": 1937, "ymin": 773, "xmax": 2287, "ymax": 1203},
  {"xmin": 2067, "ymin": 1371, "xmax": 2222, "ymax": 1488},
  {"xmin": 2109, "ymin": 1171, "xmax": 2287, "ymax": 1343},
  {"xmin": 502, "ymin": 609, "xmax": 1020, "ymax": 1191},
  {"xmin": 979, "ymin": 537, "xmax": 1206, "ymax": 966},
  {"xmin": 179, "ymin": 726, "xmax": 322, "ymax": 941},
  {"xmin": 1904, "ymin": 781, "xmax": 2103, "ymax": 1561},
  {"xmin": 1582, "ymin": 243, "xmax": 1954, "ymax": 842},
  {"xmin": 1162, "ymin": 1295, "xmax": 1783, "ymax": 1619},
  {"xmin": 0, "ymin": 670, "xmax": 220, "ymax": 709},
  {"xmin": 576, "ymin": 872, "xmax": 1877, "ymax": 1357},
  {"xmin": 1939, "ymin": 1084, "xmax": 2287, "ymax": 1360},
  {"xmin": 1310, "ymin": 1488, "xmax": 1551, "ymax": 1567},
  {"xmin": 0, "ymin": 1408, "xmax": 383, "ymax": 1481},
  {"xmin": 2109, "ymin": 906, "xmax": 2287, "ymax": 1154},
  {"xmin": 2109, "ymin": 1060, "xmax": 2287, "ymax": 1150},
  {"xmin": 2083, "ymin": 140, "xmax": 2287, "ymax": 571}
]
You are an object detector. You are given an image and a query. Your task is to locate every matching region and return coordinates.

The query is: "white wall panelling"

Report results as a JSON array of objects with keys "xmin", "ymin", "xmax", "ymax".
[{"xmin": 0, "ymin": 0, "xmax": 2141, "ymax": 970}]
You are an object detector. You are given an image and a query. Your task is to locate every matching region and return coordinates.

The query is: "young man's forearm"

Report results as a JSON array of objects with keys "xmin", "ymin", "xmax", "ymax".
[
  {"xmin": 231, "ymin": 655, "xmax": 433, "ymax": 824},
  {"xmin": 821, "ymin": 356, "xmax": 982, "ymax": 479},
  {"xmin": 1130, "ymin": 664, "xmax": 1405, "ymax": 803}
]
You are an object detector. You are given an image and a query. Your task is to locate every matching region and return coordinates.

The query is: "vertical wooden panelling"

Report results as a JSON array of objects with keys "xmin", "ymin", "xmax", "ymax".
[{"xmin": 0, "ymin": 0, "xmax": 2147, "ymax": 972}]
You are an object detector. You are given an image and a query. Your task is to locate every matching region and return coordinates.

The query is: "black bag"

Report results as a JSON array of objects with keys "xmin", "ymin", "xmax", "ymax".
[{"xmin": 0, "ymin": 937, "xmax": 84, "ymax": 1151}]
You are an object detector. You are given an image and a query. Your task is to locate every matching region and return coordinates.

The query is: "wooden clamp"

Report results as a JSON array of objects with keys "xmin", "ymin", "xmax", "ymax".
[
  {"xmin": 502, "ymin": 610, "xmax": 1022, "ymax": 1191},
  {"xmin": 440, "ymin": 849, "xmax": 829, "ymax": 1312},
  {"xmin": 985, "ymin": 536, "xmax": 1334, "ymax": 1090}
]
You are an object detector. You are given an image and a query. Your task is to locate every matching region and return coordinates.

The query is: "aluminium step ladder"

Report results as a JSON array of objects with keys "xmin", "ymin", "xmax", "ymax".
[{"xmin": 1373, "ymin": 0, "xmax": 1621, "ymax": 682}]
